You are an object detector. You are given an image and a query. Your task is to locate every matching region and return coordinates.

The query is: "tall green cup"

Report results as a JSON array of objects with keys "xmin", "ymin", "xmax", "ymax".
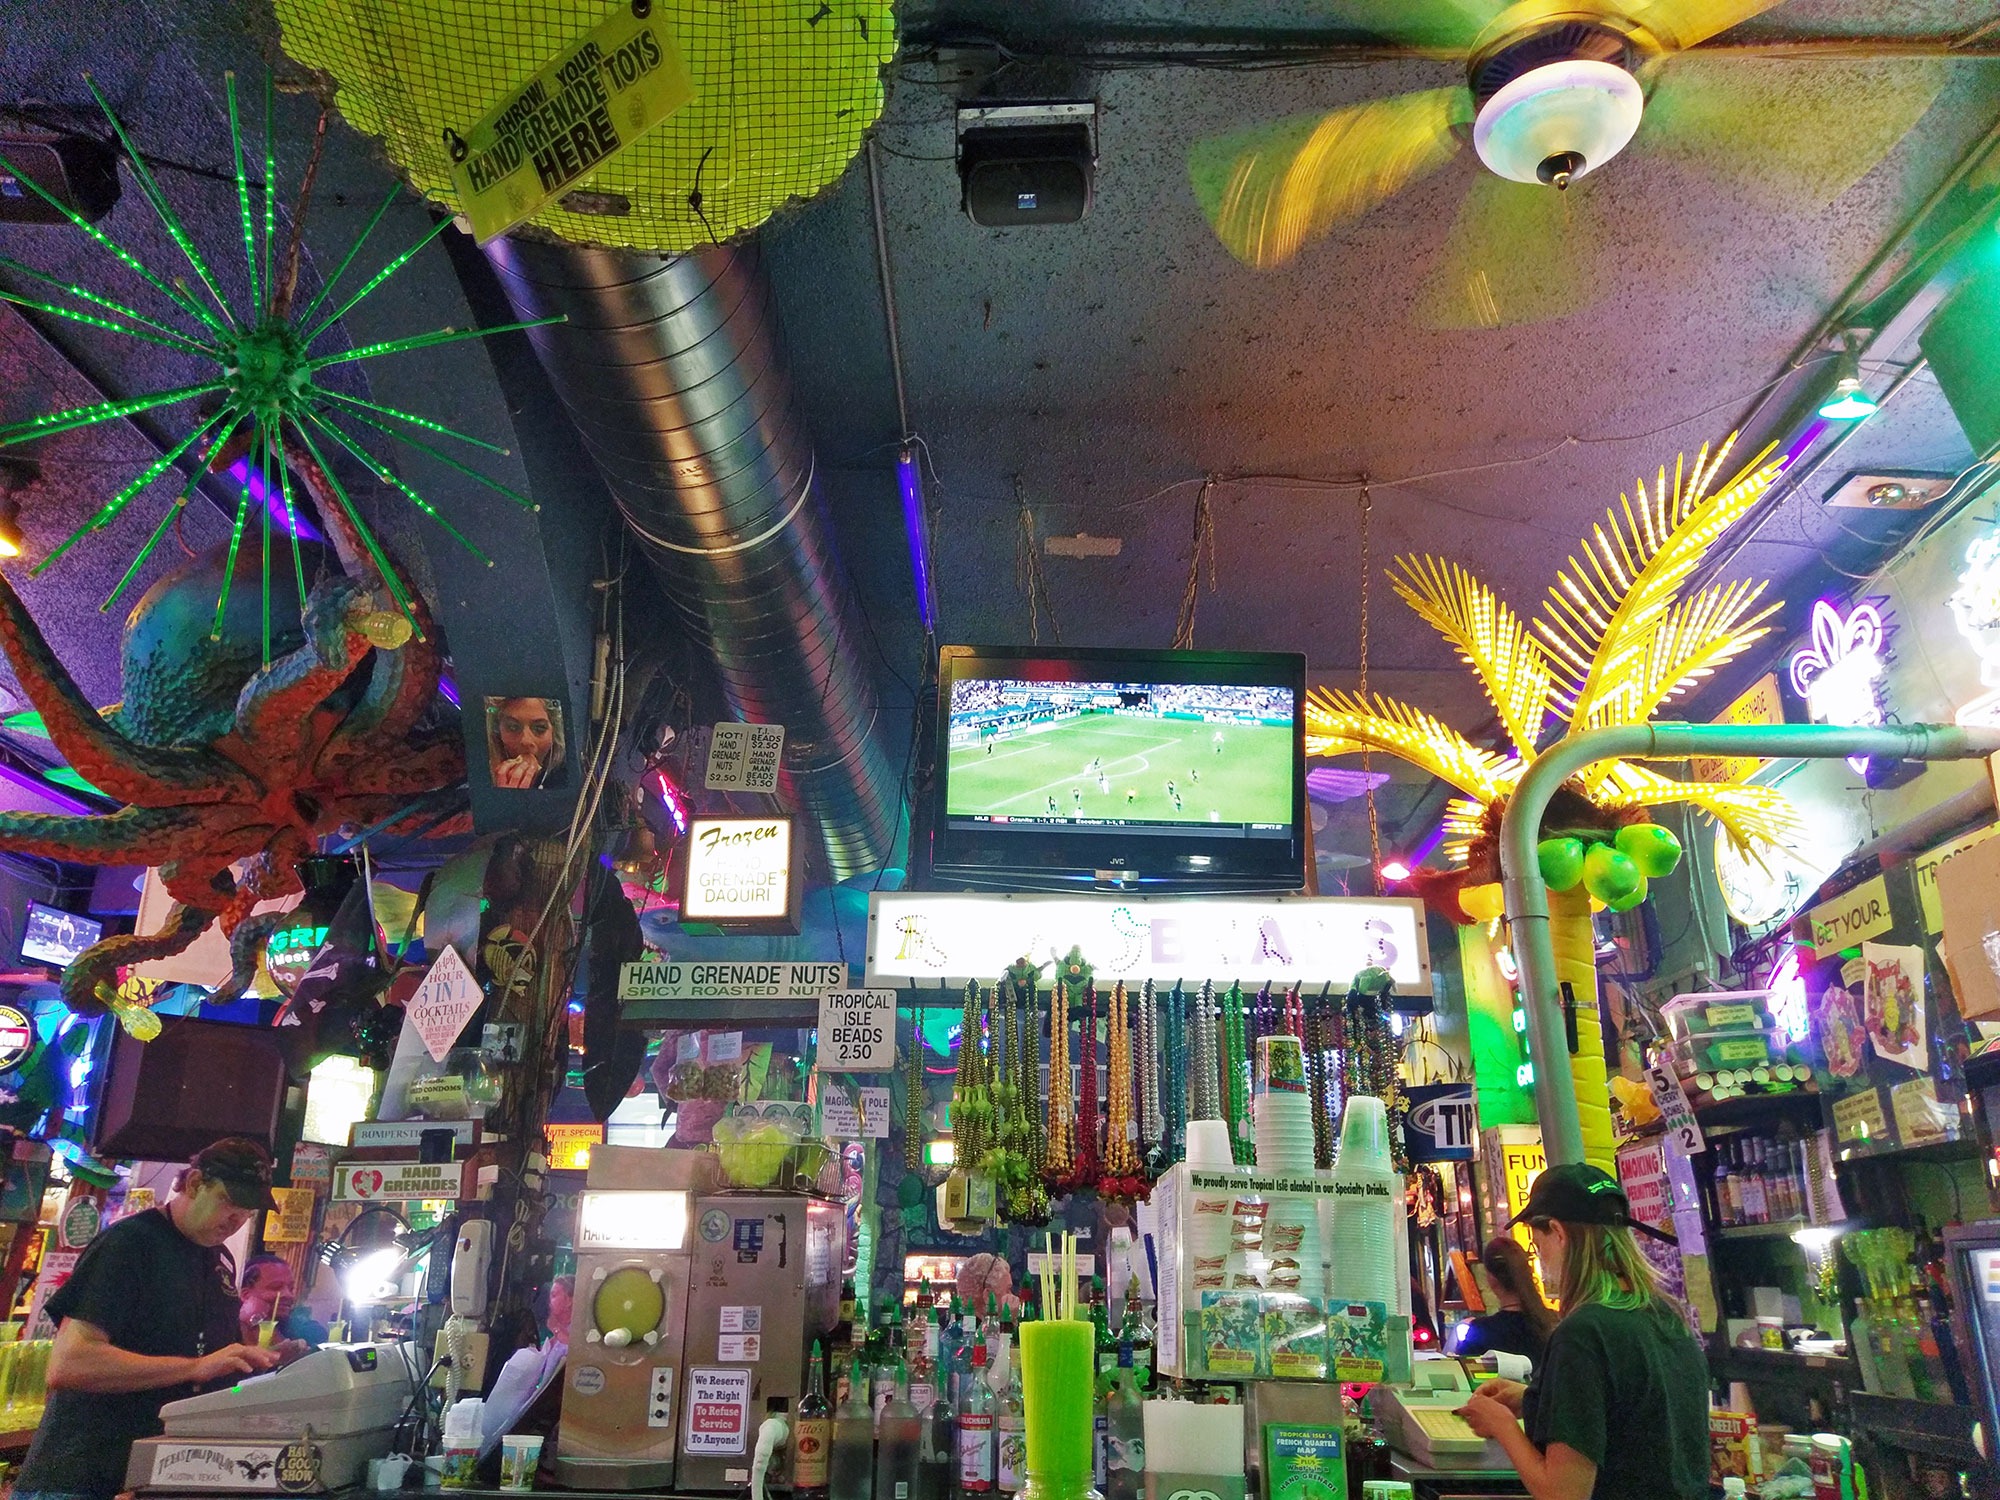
[{"xmin": 1021, "ymin": 1318, "xmax": 1097, "ymax": 1498}]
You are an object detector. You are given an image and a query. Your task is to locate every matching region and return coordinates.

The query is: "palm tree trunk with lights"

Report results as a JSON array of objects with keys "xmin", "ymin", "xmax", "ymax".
[{"xmin": 1548, "ymin": 886, "xmax": 1614, "ymax": 1172}]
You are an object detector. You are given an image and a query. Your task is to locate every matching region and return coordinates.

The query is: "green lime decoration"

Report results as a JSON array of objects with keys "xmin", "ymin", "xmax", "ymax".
[
  {"xmin": 1615, "ymin": 823, "xmax": 1683, "ymax": 878},
  {"xmin": 1582, "ymin": 844, "xmax": 1642, "ymax": 904},
  {"xmin": 1537, "ymin": 837, "xmax": 1586, "ymax": 891},
  {"xmin": 1605, "ymin": 874, "xmax": 1650, "ymax": 912}
]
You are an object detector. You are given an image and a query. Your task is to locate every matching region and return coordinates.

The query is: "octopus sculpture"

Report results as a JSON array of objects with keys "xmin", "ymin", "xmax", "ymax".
[{"xmin": 0, "ymin": 445, "xmax": 466, "ymax": 1020}]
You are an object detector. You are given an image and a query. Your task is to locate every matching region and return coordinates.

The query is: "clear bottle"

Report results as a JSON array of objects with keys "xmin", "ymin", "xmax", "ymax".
[
  {"xmin": 919, "ymin": 1353, "xmax": 955, "ymax": 1500},
  {"xmin": 911, "ymin": 1301, "xmax": 941, "ymax": 1418},
  {"xmin": 1103, "ymin": 1342, "xmax": 1144, "ymax": 1500},
  {"xmin": 829, "ymin": 1351, "xmax": 876, "ymax": 1500},
  {"xmin": 994, "ymin": 1339, "xmax": 1025, "ymax": 1496},
  {"xmin": 875, "ymin": 1370, "xmax": 923, "ymax": 1500},
  {"xmin": 940, "ymin": 1299, "xmax": 968, "ymax": 1412},
  {"xmin": 794, "ymin": 1342, "xmax": 832, "ymax": 1500},
  {"xmin": 876, "ymin": 1311, "xmax": 909, "ymax": 1432},
  {"xmin": 957, "ymin": 1341, "xmax": 996, "ymax": 1497}
]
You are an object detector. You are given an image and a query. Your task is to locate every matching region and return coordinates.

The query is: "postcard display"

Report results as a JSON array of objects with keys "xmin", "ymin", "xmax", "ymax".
[{"xmin": 1154, "ymin": 1163, "xmax": 1415, "ymax": 1384}]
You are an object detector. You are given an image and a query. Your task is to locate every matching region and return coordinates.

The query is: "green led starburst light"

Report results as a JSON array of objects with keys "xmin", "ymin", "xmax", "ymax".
[{"xmin": 0, "ymin": 68, "xmax": 556, "ymax": 658}]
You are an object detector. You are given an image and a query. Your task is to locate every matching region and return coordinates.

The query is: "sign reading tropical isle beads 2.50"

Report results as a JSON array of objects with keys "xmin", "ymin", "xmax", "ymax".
[
  {"xmin": 449, "ymin": 7, "xmax": 695, "ymax": 243},
  {"xmin": 865, "ymin": 892, "xmax": 1430, "ymax": 994}
]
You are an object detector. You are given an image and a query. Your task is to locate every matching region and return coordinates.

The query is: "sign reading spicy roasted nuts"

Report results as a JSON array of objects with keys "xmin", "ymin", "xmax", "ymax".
[{"xmin": 680, "ymin": 815, "xmax": 801, "ymax": 931}]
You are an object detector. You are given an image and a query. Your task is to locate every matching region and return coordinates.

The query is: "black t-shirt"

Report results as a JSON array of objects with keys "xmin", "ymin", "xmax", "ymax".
[
  {"xmin": 1522, "ymin": 1301, "xmax": 1710, "ymax": 1500},
  {"xmin": 1454, "ymin": 1308, "xmax": 1548, "ymax": 1365},
  {"xmin": 17, "ymin": 1208, "xmax": 243, "ymax": 1499}
]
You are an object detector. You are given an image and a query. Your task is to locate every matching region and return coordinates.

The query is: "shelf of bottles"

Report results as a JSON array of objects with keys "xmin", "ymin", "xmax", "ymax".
[{"xmin": 822, "ymin": 1277, "xmax": 1155, "ymax": 1500}]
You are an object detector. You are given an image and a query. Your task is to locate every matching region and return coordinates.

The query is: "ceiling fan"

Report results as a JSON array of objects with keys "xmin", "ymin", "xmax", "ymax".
[{"xmin": 1188, "ymin": 0, "xmax": 1946, "ymax": 326}]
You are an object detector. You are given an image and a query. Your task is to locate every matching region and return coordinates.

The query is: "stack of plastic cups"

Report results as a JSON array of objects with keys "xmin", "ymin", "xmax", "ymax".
[
  {"xmin": 1252, "ymin": 1036, "xmax": 1316, "ymax": 1172},
  {"xmin": 1183, "ymin": 1119, "xmax": 1235, "ymax": 1300},
  {"xmin": 1325, "ymin": 1095, "xmax": 1398, "ymax": 1307}
]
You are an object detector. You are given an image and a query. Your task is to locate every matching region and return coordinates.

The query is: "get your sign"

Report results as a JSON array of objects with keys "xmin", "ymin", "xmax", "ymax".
[{"xmin": 816, "ymin": 990, "xmax": 895, "ymax": 1071}]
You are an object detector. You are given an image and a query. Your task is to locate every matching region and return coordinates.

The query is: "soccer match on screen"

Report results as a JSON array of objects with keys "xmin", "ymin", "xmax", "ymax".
[{"xmin": 945, "ymin": 679, "xmax": 1294, "ymax": 829}]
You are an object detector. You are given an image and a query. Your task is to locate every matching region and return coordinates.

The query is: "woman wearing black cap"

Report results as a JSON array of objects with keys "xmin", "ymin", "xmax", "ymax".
[{"xmin": 1454, "ymin": 1163, "xmax": 1710, "ymax": 1500}]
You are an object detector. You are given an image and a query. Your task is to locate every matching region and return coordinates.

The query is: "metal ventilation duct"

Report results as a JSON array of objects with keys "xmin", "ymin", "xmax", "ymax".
[{"xmin": 482, "ymin": 240, "xmax": 899, "ymax": 877}]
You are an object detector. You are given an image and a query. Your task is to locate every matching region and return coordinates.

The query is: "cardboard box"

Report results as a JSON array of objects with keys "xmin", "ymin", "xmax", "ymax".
[{"xmin": 1938, "ymin": 832, "xmax": 2000, "ymax": 1020}]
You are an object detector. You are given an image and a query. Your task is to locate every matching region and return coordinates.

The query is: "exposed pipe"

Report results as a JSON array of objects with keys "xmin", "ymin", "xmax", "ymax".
[
  {"xmin": 481, "ymin": 240, "xmax": 901, "ymax": 877},
  {"xmin": 1502, "ymin": 721, "xmax": 2000, "ymax": 1164}
]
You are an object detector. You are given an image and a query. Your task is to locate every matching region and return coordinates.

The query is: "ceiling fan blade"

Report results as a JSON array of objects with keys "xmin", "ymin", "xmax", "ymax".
[
  {"xmin": 1189, "ymin": 88, "xmax": 1467, "ymax": 269},
  {"xmin": 1325, "ymin": 0, "xmax": 1506, "ymax": 54},
  {"xmin": 1414, "ymin": 170, "xmax": 1600, "ymax": 329},
  {"xmin": 1618, "ymin": 0, "xmax": 1784, "ymax": 51},
  {"xmin": 1642, "ymin": 56, "xmax": 1947, "ymax": 210}
]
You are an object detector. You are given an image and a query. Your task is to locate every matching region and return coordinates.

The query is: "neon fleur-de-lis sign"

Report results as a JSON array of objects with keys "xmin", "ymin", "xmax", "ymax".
[{"xmin": 1789, "ymin": 599, "xmax": 1888, "ymax": 772}]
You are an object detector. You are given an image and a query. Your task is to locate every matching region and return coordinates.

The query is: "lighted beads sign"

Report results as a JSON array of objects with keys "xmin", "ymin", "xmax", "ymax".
[
  {"xmin": 1950, "ymin": 532, "xmax": 2000, "ymax": 727},
  {"xmin": 1788, "ymin": 599, "xmax": 1889, "ymax": 772}
]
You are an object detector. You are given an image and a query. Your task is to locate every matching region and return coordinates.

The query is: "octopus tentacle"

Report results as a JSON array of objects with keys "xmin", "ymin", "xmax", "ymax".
[
  {"xmin": 0, "ymin": 571, "xmax": 254, "ymax": 807},
  {"xmin": 228, "ymin": 574, "xmax": 377, "ymax": 777},
  {"xmin": 338, "ymin": 736, "xmax": 465, "ymax": 797},
  {"xmin": 212, "ymin": 910, "xmax": 289, "ymax": 1006},
  {"xmin": 0, "ymin": 805, "xmax": 213, "ymax": 865},
  {"xmin": 61, "ymin": 902, "xmax": 214, "ymax": 1016}
]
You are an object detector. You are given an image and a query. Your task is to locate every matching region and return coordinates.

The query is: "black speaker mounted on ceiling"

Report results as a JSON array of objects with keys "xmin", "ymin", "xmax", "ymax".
[
  {"xmin": 0, "ymin": 134, "xmax": 120, "ymax": 224},
  {"xmin": 93, "ymin": 1015, "xmax": 286, "ymax": 1162},
  {"xmin": 956, "ymin": 102, "xmax": 1097, "ymax": 228}
]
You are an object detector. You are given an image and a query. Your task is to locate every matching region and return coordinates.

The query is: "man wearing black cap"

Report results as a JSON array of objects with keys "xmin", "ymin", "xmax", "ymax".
[
  {"xmin": 14, "ymin": 1137, "xmax": 288, "ymax": 1500},
  {"xmin": 1454, "ymin": 1162, "xmax": 1709, "ymax": 1500}
]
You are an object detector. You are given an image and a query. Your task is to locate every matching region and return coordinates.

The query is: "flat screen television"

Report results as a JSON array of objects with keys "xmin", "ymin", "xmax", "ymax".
[
  {"xmin": 931, "ymin": 645, "xmax": 1308, "ymax": 889},
  {"xmin": 20, "ymin": 902, "xmax": 102, "ymax": 968}
]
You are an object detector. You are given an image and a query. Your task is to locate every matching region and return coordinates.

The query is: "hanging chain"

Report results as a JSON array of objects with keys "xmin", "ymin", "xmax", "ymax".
[
  {"xmin": 1172, "ymin": 476, "xmax": 1218, "ymax": 650},
  {"xmin": 1359, "ymin": 483, "xmax": 1382, "ymax": 892},
  {"xmin": 1016, "ymin": 476, "xmax": 1061, "ymax": 645}
]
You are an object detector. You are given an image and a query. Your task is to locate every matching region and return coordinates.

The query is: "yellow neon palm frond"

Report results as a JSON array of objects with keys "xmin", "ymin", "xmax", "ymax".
[
  {"xmin": 1305, "ymin": 688, "xmax": 1520, "ymax": 805},
  {"xmin": 1536, "ymin": 435, "xmax": 1785, "ymax": 731},
  {"xmin": 1442, "ymin": 795, "xmax": 1487, "ymax": 868},
  {"xmin": 1606, "ymin": 579, "xmax": 1783, "ymax": 726},
  {"xmin": 1590, "ymin": 760, "xmax": 1801, "ymax": 852},
  {"xmin": 1390, "ymin": 555, "xmax": 1553, "ymax": 760}
]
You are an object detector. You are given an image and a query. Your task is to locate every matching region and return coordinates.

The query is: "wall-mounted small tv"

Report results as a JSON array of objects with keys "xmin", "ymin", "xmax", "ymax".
[
  {"xmin": 20, "ymin": 902, "xmax": 102, "ymax": 969},
  {"xmin": 931, "ymin": 645, "xmax": 1308, "ymax": 889}
]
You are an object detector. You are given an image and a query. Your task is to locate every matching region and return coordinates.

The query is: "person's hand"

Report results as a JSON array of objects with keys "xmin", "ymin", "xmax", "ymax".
[
  {"xmin": 194, "ymin": 1343, "xmax": 284, "ymax": 1383},
  {"xmin": 272, "ymin": 1339, "xmax": 312, "ymax": 1366},
  {"xmin": 1456, "ymin": 1392, "xmax": 1522, "ymax": 1442},
  {"xmin": 1473, "ymin": 1377, "xmax": 1526, "ymax": 1414},
  {"xmin": 493, "ymin": 755, "xmax": 539, "ymax": 789}
]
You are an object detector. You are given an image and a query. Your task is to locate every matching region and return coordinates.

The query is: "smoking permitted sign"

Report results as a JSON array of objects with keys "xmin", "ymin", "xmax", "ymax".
[
  {"xmin": 448, "ymin": 7, "xmax": 694, "ymax": 243},
  {"xmin": 816, "ymin": 989, "xmax": 896, "ymax": 1071}
]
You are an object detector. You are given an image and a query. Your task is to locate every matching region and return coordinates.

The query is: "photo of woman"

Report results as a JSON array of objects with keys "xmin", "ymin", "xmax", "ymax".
[{"xmin": 484, "ymin": 696, "xmax": 569, "ymax": 790}]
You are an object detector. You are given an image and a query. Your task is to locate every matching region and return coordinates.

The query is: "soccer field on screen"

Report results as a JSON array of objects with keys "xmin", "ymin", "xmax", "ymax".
[{"xmin": 947, "ymin": 714, "xmax": 1293, "ymax": 825}]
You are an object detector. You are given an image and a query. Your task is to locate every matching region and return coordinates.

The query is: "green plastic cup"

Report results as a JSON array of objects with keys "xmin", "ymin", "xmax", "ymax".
[{"xmin": 1021, "ymin": 1318, "xmax": 1095, "ymax": 1487}]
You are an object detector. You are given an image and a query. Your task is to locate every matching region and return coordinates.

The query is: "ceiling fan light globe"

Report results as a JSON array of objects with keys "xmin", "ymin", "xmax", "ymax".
[{"xmin": 1471, "ymin": 59, "xmax": 1643, "ymax": 185}]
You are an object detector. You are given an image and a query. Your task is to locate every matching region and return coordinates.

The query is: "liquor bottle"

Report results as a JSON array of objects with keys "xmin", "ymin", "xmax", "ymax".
[
  {"xmin": 875, "ymin": 1312, "xmax": 908, "ymax": 1432},
  {"xmin": 911, "ymin": 1301, "xmax": 941, "ymax": 1418},
  {"xmin": 1713, "ymin": 1144, "xmax": 1737, "ymax": 1227},
  {"xmin": 957, "ymin": 1342, "xmax": 995, "ymax": 1498},
  {"xmin": 1103, "ymin": 1343, "xmax": 1145, "ymax": 1500},
  {"xmin": 994, "ymin": 1336, "xmax": 1025, "ymax": 1496},
  {"xmin": 838, "ymin": 1277, "xmax": 858, "ymax": 1345},
  {"xmin": 1092, "ymin": 1277, "xmax": 1115, "ymax": 1381},
  {"xmin": 940, "ymin": 1299, "xmax": 968, "ymax": 1412},
  {"xmin": 829, "ymin": 1352, "xmax": 875, "ymax": 1500},
  {"xmin": 875, "ymin": 1370, "xmax": 922, "ymax": 1500},
  {"xmin": 793, "ymin": 1341, "xmax": 832, "ymax": 1500},
  {"xmin": 1740, "ymin": 1139, "xmax": 1768, "ymax": 1225},
  {"xmin": 1118, "ymin": 1293, "xmax": 1153, "ymax": 1391},
  {"xmin": 919, "ymin": 1349, "xmax": 955, "ymax": 1500}
]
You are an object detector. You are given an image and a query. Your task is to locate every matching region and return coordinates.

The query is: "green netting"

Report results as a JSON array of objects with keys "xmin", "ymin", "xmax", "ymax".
[{"xmin": 274, "ymin": 0, "xmax": 896, "ymax": 252}]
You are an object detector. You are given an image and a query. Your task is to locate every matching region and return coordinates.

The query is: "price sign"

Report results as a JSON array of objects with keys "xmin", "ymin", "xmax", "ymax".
[
  {"xmin": 1645, "ymin": 1063, "xmax": 1706, "ymax": 1156},
  {"xmin": 815, "ymin": 990, "xmax": 896, "ymax": 1071},
  {"xmin": 705, "ymin": 723, "xmax": 786, "ymax": 793}
]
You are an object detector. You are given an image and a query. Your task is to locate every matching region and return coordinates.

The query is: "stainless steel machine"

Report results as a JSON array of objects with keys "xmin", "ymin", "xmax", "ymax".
[
  {"xmin": 676, "ymin": 1191, "xmax": 844, "ymax": 1491},
  {"xmin": 126, "ymin": 1342, "xmax": 412, "ymax": 1495},
  {"xmin": 553, "ymin": 1146, "xmax": 845, "ymax": 1493}
]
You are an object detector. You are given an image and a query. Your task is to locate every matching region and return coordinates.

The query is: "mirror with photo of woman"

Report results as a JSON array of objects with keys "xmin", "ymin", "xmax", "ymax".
[{"xmin": 484, "ymin": 696, "xmax": 569, "ymax": 790}]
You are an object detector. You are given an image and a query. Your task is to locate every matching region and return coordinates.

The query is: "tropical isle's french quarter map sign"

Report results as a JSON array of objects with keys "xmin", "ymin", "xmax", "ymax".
[{"xmin": 448, "ymin": 7, "xmax": 694, "ymax": 243}]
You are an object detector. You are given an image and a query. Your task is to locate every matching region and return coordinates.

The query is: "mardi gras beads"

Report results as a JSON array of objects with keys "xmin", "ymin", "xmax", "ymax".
[
  {"xmin": 1045, "ymin": 979, "xmax": 1073, "ymax": 1181},
  {"xmin": 1075, "ymin": 982, "xmax": 1100, "ymax": 1186},
  {"xmin": 904, "ymin": 1002, "xmax": 925, "ymax": 1170},
  {"xmin": 1222, "ymin": 981, "xmax": 1250, "ymax": 1165},
  {"xmin": 1104, "ymin": 981, "xmax": 1142, "ymax": 1189}
]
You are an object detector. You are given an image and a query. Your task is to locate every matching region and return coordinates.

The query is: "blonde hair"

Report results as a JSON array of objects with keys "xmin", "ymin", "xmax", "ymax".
[
  {"xmin": 486, "ymin": 697, "xmax": 566, "ymax": 779},
  {"xmin": 1549, "ymin": 1219, "xmax": 1675, "ymax": 1326}
]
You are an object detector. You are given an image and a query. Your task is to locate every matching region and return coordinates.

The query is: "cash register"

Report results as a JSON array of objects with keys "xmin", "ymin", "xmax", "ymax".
[
  {"xmin": 1371, "ymin": 1354, "xmax": 1515, "ymax": 1472},
  {"xmin": 126, "ymin": 1342, "xmax": 414, "ymax": 1494}
]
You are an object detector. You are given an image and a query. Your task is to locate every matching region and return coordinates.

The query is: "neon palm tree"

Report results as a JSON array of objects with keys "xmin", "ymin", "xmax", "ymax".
[{"xmin": 1306, "ymin": 436, "xmax": 1800, "ymax": 1167}]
